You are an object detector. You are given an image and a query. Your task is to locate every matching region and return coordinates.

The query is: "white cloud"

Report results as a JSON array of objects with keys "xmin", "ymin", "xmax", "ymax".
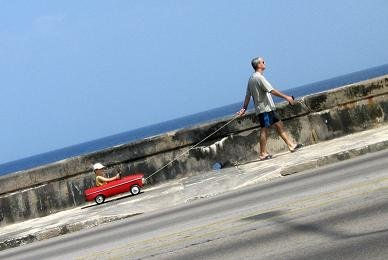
[{"xmin": 34, "ymin": 14, "xmax": 66, "ymax": 32}]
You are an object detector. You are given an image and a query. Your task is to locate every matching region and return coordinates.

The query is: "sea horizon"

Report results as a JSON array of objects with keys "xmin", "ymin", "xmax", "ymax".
[{"xmin": 1, "ymin": 63, "xmax": 388, "ymax": 176}]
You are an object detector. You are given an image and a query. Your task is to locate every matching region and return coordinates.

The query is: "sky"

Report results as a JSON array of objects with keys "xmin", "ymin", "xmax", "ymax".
[{"xmin": 1, "ymin": 0, "xmax": 388, "ymax": 164}]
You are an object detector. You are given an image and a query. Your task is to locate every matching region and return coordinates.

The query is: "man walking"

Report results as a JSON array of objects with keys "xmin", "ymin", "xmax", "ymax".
[{"xmin": 237, "ymin": 57, "xmax": 302, "ymax": 160}]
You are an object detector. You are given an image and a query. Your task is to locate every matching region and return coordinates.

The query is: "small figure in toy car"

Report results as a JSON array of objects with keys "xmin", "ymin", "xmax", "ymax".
[{"xmin": 93, "ymin": 162, "xmax": 120, "ymax": 186}]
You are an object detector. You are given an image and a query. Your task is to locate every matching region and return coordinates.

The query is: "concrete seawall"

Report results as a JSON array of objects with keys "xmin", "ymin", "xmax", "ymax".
[{"xmin": 1, "ymin": 75, "xmax": 388, "ymax": 226}]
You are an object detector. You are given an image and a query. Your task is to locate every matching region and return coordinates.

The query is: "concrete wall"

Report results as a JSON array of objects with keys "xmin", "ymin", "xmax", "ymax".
[{"xmin": 1, "ymin": 75, "xmax": 388, "ymax": 226}]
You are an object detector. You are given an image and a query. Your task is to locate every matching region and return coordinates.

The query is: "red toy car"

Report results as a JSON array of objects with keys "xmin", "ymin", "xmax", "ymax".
[{"xmin": 84, "ymin": 174, "xmax": 145, "ymax": 204}]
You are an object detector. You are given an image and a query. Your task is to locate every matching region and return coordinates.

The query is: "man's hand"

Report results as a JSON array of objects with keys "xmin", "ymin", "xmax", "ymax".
[
  {"xmin": 286, "ymin": 95, "xmax": 295, "ymax": 105},
  {"xmin": 237, "ymin": 108, "xmax": 246, "ymax": 116}
]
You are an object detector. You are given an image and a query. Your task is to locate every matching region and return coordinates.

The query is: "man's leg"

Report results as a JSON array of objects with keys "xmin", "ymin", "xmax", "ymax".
[
  {"xmin": 274, "ymin": 121, "xmax": 296, "ymax": 150},
  {"xmin": 259, "ymin": 127, "xmax": 270, "ymax": 158}
]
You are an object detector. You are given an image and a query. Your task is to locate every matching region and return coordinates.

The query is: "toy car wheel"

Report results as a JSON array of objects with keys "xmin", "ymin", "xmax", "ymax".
[
  {"xmin": 95, "ymin": 194, "xmax": 105, "ymax": 204},
  {"xmin": 130, "ymin": 185, "xmax": 141, "ymax": 195}
]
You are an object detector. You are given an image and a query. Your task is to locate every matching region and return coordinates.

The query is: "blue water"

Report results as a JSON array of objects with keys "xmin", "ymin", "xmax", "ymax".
[{"xmin": 1, "ymin": 63, "xmax": 388, "ymax": 176}]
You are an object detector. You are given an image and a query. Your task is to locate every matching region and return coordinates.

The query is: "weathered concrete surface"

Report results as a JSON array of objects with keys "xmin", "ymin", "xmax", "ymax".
[
  {"xmin": 0, "ymin": 75, "xmax": 388, "ymax": 226},
  {"xmin": 1, "ymin": 124, "xmax": 388, "ymax": 251}
]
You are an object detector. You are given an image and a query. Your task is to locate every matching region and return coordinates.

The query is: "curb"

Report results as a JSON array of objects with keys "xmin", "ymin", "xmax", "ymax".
[
  {"xmin": 280, "ymin": 140, "xmax": 388, "ymax": 176},
  {"xmin": 0, "ymin": 213, "xmax": 141, "ymax": 252}
]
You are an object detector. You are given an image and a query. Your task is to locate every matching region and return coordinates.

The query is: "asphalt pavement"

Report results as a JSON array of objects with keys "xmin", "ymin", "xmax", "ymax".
[
  {"xmin": 1, "ymin": 124, "xmax": 388, "ymax": 254},
  {"xmin": 1, "ymin": 148, "xmax": 388, "ymax": 259}
]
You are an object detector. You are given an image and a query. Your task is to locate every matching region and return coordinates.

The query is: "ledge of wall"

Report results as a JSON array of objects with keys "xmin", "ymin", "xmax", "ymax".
[{"xmin": 0, "ymin": 75, "xmax": 387, "ymax": 225}]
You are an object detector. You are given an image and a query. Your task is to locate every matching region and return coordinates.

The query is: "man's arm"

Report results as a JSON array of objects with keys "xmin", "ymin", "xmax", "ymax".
[
  {"xmin": 260, "ymin": 75, "xmax": 295, "ymax": 105},
  {"xmin": 270, "ymin": 89, "xmax": 295, "ymax": 105},
  {"xmin": 237, "ymin": 93, "xmax": 250, "ymax": 116}
]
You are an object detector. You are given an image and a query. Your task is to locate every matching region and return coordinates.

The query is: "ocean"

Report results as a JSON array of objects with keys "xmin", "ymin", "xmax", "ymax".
[{"xmin": 1, "ymin": 63, "xmax": 388, "ymax": 176}]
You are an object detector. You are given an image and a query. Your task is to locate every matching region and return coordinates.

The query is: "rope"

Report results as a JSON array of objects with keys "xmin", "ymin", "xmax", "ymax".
[
  {"xmin": 145, "ymin": 114, "xmax": 240, "ymax": 181},
  {"xmin": 144, "ymin": 97, "xmax": 312, "ymax": 182},
  {"xmin": 292, "ymin": 96, "xmax": 313, "ymax": 113}
]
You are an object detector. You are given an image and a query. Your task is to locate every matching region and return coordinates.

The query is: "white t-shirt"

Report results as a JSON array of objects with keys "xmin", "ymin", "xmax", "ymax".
[{"xmin": 245, "ymin": 72, "xmax": 276, "ymax": 114}]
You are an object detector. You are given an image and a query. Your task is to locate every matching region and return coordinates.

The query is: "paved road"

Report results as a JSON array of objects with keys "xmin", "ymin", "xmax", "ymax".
[{"xmin": 2, "ymin": 149, "xmax": 388, "ymax": 260}]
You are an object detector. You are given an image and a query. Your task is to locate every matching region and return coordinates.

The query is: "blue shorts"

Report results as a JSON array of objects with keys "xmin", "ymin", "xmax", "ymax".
[{"xmin": 258, "ymin": 111, "xmax": 280, "ymax": 128}]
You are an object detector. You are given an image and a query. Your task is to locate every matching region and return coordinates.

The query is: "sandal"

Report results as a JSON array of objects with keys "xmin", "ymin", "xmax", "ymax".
[
  {"xmin": 259, "ymin": 154, "xmax": 273, "ymax": 161},
  {"xmin": 290, "ymin": 144, "xmax": 303, "ymax": 153}
]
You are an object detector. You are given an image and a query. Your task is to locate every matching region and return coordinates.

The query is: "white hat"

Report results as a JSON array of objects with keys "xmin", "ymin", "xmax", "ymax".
[{"xmin": 93, "ymin": 163, "xmax": 105, "ymax": 170}]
